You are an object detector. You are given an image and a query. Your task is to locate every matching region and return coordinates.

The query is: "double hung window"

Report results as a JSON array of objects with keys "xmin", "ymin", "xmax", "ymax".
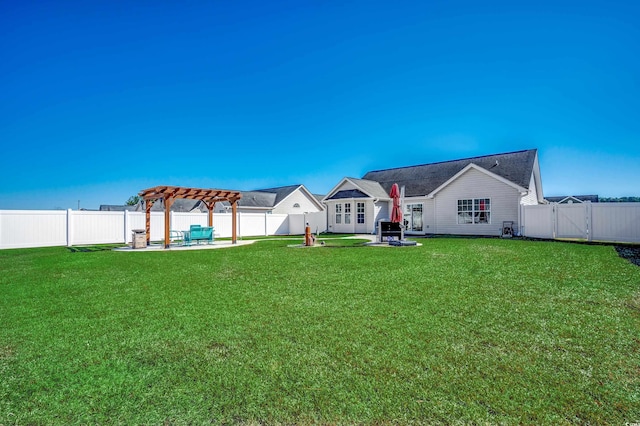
[
  {"xmin": 357, "ymin": 202, "xmax": 365, "ymax": 224},
  {"xmin": 344, "ymin": 203, "xmax": 351, "ymax": 224},
  {"xmin": 457, "ymin": 198, "xmax": 490, "ymax": 224},
  {"xmin": 335, "ymin": 204, "xmax": 342, "ymax": 224}
]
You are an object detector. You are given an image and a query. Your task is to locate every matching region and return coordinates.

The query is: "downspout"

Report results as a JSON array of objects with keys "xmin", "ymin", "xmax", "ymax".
[
  {"xmin": 321, "ymin": 201, "xmax": 329, "ymax": 233},
  {"xmin": 372, "ymin": 198, "xmax": 378, "ymax": 234},
  {"xmin": 518, "ymin": 190, "xmax": 528, "ymax": 236}
]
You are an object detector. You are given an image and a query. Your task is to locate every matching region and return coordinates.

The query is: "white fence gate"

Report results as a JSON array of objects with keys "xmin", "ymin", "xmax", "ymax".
[
  {"xmin": 0, "ymin": 210, "xmax": 328, "ymax": 250},
  {"xmin": 522, "ymin": 202, "xmax": 640, "ymax": 244}
]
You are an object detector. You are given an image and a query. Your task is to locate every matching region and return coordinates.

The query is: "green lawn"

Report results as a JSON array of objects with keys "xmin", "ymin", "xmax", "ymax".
[{"xmin": 1, "ymin": 238, "xmax": 639, "ymax": 424}]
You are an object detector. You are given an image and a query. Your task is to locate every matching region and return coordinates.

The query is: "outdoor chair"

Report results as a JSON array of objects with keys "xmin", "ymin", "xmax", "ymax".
[{"xmin": 501, "ymin": 221, "xmax": 514, "ymax": 238}]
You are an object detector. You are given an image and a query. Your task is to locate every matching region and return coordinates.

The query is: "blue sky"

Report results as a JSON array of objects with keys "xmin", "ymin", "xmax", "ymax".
[{"xmin": 1, "ymin": 0, "xmax": 638, "ymax": 210}]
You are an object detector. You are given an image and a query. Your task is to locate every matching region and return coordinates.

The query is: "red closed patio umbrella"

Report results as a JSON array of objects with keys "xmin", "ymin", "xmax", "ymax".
[{"xmin": 390, "ymin": 183, "xmax": 403, "ymax": 223}]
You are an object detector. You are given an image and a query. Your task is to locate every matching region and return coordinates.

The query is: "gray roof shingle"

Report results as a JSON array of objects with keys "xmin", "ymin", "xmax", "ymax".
[
  {"xmin": 99, "ymin": 205, "xmax": 138, "ymax": 212},
  {"xmin": 362, "ymin": 149, "xmax": 538, "ymax": 197},
  {"xmin": 251, "ymin": 185, "xmax": 301, "ymax": 206},
  {"xmin": 139, "ymin": 199, "xmax": 207, "ymax": 212},
  {"xmin": 327, "ymin": 189, "xmax": 369, "ymax": 200},
  {"xmin": 346, "ymin": 178, "xmax": 390, "ymax": 199}
]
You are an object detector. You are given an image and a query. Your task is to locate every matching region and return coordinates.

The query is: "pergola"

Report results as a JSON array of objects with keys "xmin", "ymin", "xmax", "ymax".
[{"xmin": 138, "ymin": 186, "xmax": 242, "ymax": 248}]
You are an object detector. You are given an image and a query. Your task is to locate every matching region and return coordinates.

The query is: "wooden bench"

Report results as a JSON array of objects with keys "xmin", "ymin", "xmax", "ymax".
[{"xmin": 183, "ymin": 225, "xmax": 214, "ymax": 245}]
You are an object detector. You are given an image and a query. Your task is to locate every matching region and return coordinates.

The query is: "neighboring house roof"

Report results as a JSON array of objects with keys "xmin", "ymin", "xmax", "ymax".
[
  {"xmin": 362, "ymin": 149, "xmax": 539, "ymax": 197},
  {"xmin": 313, "ymin": 194, "xmax": 325, "ymax": 204},
  {"xmin": 99, "ymin": 205, "xmax": 137, "ymax": 211},
  {"xmin": 244, "ymin": 185, "xmax": 301, "ymax": 207},
  {"xmin": 237, "ymin": 191, "xmax": 278, "ymax": 208},
  {"xmin": 546, "ymin": 195, "xmax": 599, "ymax": 203},
  {"xmin": 219, "ymin": 184, "xmax": 325, "ymax": 211},
  {"xmin": 135, "ymin": 199, "xmax": 208, "ymax": 212}
]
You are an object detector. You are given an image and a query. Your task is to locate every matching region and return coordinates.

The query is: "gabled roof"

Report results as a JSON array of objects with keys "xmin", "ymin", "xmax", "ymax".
[
  {"xmin": 327, "ymin": 189, "xmax": 369, "ymax": 200},
  {"xmin": 237, "ymin": 191, "xmax": 277, "ymax": 208},
  {"xmin": 222, "ymin": 184, "xmax": 325, "ymax": 210},
  {"xmin": 429, "ymin": 163, "xmax": 528, "ymax": 197},
  {"xmin": 252, "ymin": 185, "xmax": 302, "ymax": 206},
  {"xmin": 323, "ymin": 177, "xmax": 390, "ymax": 202},
  {"xmin": 546, "ymin": 195, "xmax": 599, "ymax": 203},
  {"xmin": 362, "ymin": 149, "xmax": 539, "ymax": 197}
]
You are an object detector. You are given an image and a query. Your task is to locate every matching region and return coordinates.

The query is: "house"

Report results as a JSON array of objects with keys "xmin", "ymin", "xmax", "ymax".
[
  {"xmin": 99, "ymin": 205, "xmax": 138, "ymax": 212},
  {"xmin": 322, "ymin": 149, "xmax": 545, "ymax": 236},
  {"xmin": 545, "ymin": 195, "xmax": 599, "ymax": 204},
  {"xmin": 215, "ymin": 184, "xmax": 325, "ymax": 214}
]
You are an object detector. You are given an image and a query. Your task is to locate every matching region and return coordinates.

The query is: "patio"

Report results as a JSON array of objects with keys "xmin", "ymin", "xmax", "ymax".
[
  {"xmin": 138, "ymin": 185, "xmax": 243, "ymax": 248},
  {"xmin": 113, "ymin": 239, "xmax": 257, "ymax": 252}
]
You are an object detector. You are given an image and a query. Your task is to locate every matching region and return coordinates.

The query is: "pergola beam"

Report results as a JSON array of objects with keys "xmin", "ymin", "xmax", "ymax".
[{"xmin": 139, "ymin": 185, "xmax": 242, "ymax": 249}]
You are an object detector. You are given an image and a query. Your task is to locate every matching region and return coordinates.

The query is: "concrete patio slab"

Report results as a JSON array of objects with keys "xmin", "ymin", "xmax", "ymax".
[{"xmin": 113, "ymin": 239, "xmax": 257, "ymax": 252}]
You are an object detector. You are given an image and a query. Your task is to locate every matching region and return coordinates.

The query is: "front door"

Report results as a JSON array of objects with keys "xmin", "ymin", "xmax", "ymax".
[{"xmin": 403, "ymin": 203, "xmax": 423, "ymax": 233}]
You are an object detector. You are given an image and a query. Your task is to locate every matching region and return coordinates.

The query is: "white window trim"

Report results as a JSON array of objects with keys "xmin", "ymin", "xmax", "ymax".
[
  {"xmin": 356, "ymin": 202, "xmax": 365, "ymax": 224},
  {"xmin": 344, "ymin": 203, "xmax": 351, "ymax": 224},
  {"xmin": 457, "ymin": 198, "xmax": 491, "ymax": 225}
]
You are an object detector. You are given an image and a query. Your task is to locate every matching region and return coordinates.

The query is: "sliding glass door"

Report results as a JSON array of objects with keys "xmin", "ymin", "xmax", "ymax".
[{"xmin": 403, "ymin": 203, "xmax": 423, "ymax": 232}]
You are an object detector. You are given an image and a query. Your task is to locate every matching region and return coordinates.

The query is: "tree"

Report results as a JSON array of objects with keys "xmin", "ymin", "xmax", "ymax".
[{"xmin": 126, "ymin": 195, "xmax": 141, "ymax": 206}]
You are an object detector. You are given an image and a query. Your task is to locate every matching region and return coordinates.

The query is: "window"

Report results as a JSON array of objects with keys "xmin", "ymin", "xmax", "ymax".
[
  {"xmin": 357, "ymin": 202, "xmax": 365, "ymax": 224},
  {"xmin": 458, "ymin": 198, "xmax": 490, "ymax": 224},
  {"xmin": 404, "ymin": 203, "xmax": 423, "ymax": 231},
  {"xmin": 344, "ymin": 203, "xmax": 351, "ymax": 224},
  {"xmin": 293, "ymin": 203, "xmax": 300, "ymax": 208},
  {"xmin": 335, "ymin": 204, "xmax": 342, "ymax": 224}
]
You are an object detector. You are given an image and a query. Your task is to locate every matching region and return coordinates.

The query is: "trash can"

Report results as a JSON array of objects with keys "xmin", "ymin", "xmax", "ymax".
[{"xmin": 132, "ymin": 229, "xmax": 147, "ymax": 249}]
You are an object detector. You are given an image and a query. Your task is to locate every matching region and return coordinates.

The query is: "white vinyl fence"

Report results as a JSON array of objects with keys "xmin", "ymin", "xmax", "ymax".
[
  {"xmin": 0, "ymin": 210, "xmax": 327, "ymax": 250},
  {"xmin": 521, "ymin": 202, "xmax": 640, "ymax": 244}
]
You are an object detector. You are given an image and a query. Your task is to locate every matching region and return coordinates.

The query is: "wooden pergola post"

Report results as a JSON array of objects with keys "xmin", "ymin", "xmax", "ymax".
[
  {"xmin": 207, "ymin": 201, "xmax": 216, "ymax": 228},
  {"xmin": 138, "ymin": 186, "xmax": 242, "ymax": 249},
  {"xmin": 164, "ymin": 197, "xmax": 174, "ymax": 249},
  {"xmin": 145, "ymin": 200, "xmax": 154, "ymax": 246}
]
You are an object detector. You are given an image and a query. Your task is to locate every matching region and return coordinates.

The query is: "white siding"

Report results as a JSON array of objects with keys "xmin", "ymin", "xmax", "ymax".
[
  {"xmin": 373, "ymin": 201, "xmax": 389, "ymax": 234},
  {"xmin": 434, "ymin": 168, "xmax": 520, "ymax": 236},
  {"xmin": 337, "ymin": 181, "xmax": 360, "ymax": 191},
  {"xmin": 272, "ymin": 189, "xmax": 323, "ymax": 214},
  {"xmin": 520, "ymin": 173, "xmax": 539, "ymax": 206},
  {"xmin": 423, "ymin": 198, "xmax": 435, "ymax": 232},
  {"xmin": 332, "ymin": 200, "xmax": 355, "ymax": 234},
  {"xmin": 325, "ymin": 198, "xmax": 378, "ymax": 234}
]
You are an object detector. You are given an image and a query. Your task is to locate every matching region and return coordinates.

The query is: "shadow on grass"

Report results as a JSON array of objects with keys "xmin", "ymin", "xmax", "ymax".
[
  {"xmin": 67, "ymin": 244, "xmax": 126, "ymax": 253},
  {"xmin": 616, "ymin": 246, "xmax": 640, "ymax": 267}
]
